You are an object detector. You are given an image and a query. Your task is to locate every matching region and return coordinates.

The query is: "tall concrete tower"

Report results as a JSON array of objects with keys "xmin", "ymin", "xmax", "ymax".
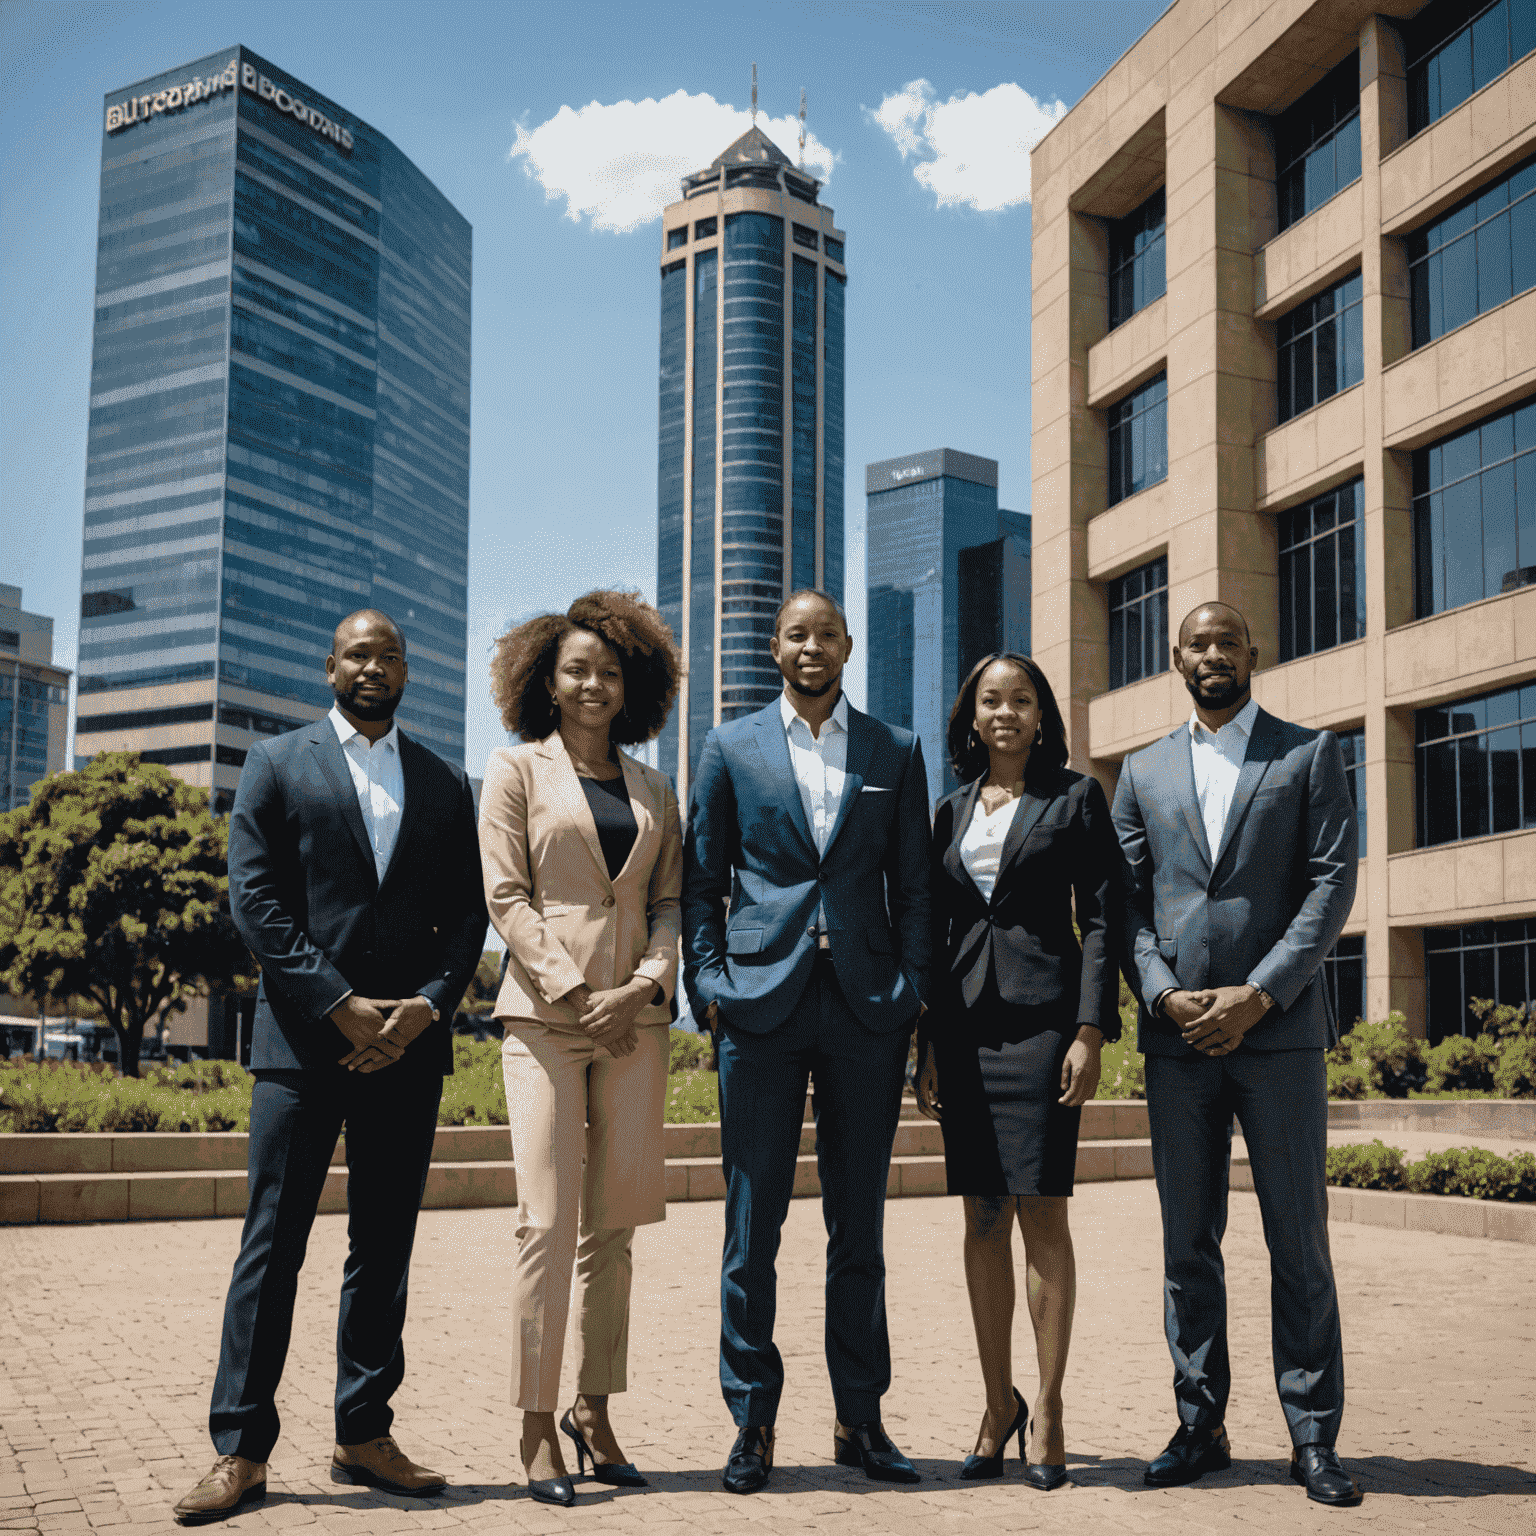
[{"xmin": 654, "ymin": 124, "xmax": 846, "ymax": 802}]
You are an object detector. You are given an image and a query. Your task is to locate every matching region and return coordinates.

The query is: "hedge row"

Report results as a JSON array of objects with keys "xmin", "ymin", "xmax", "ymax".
[
  {"xmin": 1326, "ymin": 1138, "xmax": 1536, "ymax": 1201},
  {"xmin": 1326, "ymin": 1003, "xmax": 1536, "ymax": 1099}
]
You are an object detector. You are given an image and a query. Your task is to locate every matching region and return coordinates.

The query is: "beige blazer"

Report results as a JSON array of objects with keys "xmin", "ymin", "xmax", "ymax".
[{"xmin": 479, "ymin": 734, "xmax": 681, "ymax": 1030}]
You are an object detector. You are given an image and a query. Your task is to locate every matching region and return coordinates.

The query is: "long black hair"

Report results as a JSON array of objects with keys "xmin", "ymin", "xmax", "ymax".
[{"xmin": 946, "ymin": 651, "xmax": 1069, "ymax": 784}]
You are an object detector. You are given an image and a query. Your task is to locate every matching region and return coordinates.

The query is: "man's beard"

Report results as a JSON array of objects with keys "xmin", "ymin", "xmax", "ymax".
[
  {"xmin": 1185, "ymin": 669, "xmax": 1246, "ymax": 710},
  {"xmin": 335, "ymin": 680, "xmax": 403, "ymax": 721},
  {"xmin": 786, "ymin": 671, "xmax": 838, "ymax": 699}
]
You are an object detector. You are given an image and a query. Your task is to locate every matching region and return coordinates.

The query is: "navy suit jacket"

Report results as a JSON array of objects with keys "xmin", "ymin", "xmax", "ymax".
[
  {"xmin": 228, "ymin": 717, "xmax": 488, "ymax": 1074},
  {"xmin": 1111, "ymin": 706, "xmax": 1358, "ymax": 1056},
  {"xmin": 682, "ymin": 699, "xmax": 931, "ymax": 1035}
]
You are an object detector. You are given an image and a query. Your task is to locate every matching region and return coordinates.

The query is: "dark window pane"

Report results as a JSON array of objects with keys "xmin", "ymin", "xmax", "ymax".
[
  {"xmin": 1484, "ymin": 460, "xmax": 1518, "ymax": 594},
  {"xmin": 1338, "ymin": 518, "xmax": 1359, "ymax": 641},
  {"xmin": 1490, "ymin": 725, "xmax": 1522, "ymax": 832},
  {"xmin": 1440, "ymin": 26, "xmax": 1474, "ymax": 114},
  {"xmin": 1443, "ymin": 477, "xmax": 1485, "ymax": 607},
  {"xmin": 1516, "ymin": 0, "xmax": 1536, "ymax": 65},
  {"xmin": 1478, "ymin": 211, "xmax": 1514, "ymax": 311},
  {"xmin": 1472, "ymin": 2, "xmax": 1511, "ymax": 91},
  {"xmin": 1342, "ymin": 300, "xmax": 1363, "ymax": 388},
  {"xmin": 1458, "ymin": 736, "xmax": 1491, "ymax": 839},
  {"xmin": 1334, "ymin": 112, "xmax": 1361, "ymax": 187},
  {"xmin": 1513, "ymin": 191, "xmax": 1536, "ymax": 299},
  {"xmin": 1423, "ymin": 738, "xmax": 1458, "ymax": 843},
  {"xmin": 1440, "ymin": 235, "xmax": 1479, "ymax": 332}
]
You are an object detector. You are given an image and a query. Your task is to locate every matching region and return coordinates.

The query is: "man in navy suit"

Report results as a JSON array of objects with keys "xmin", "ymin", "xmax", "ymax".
[
  {"xmin": 1112, "ymin": 601, "xmax": 1361, "ymax": 1508},
  {"xmin": 683, "ymin": 589, "xmax": 930, "ymax": 1493},
  {"xmin": 173, "ymin": 610, "xmax": 485, "ymax": 1526}
]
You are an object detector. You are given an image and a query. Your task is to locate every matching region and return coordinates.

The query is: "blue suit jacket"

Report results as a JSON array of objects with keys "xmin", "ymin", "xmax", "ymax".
[
  {"xmin": 682, "ymin": 699, "xmax": 931, "ymax": 1035},
  {"xmin": 228, "ymin": 717, "xmax": 488, "ymax": 1074},
  {"xmin": 1111, "ymin": 706, "xmax": 1358, "ymax": 1055}
]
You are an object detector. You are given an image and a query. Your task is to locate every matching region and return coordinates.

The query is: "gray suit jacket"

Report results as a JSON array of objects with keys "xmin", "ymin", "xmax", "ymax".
[{"xmin": 1111, "ymin": 706, "xmax": 1358, "ymax": 1055}]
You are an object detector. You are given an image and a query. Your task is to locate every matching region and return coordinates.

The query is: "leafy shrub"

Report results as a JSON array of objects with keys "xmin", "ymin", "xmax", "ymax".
[
  {"xmin": 1422, "ymin": 1033, "xmax": 1498, "ymax": 1093},
  {"xmin": 1493, "ymin": 1037, "xmax": 1536, "ymax": 1099},
  {"xmin": 1326, "ymin": 1060, "xmax": 1370, "ymax": 1100},
  {"xmin": 1326, "ymin": 1013, "xmax": 1426, "ymax": 1097},
  {"xmin": 666, "ymin": 1068, "xmax": 720, "ymax": 1124},
  {"xmin": 1403, "ymin": 1146, "xmax": 1536, "ymax": 1202},
  {"xmin": 1325, "ymin": 1139, "xmax": 1407, "ymax": 1190},
  {"xmin": 1095, "ymin": 1027, "xmax": 1146, "ymax": 1099},
  {"xmin": 669, "ymin": 1028, "xmax": 713, "ymax": 1074}
]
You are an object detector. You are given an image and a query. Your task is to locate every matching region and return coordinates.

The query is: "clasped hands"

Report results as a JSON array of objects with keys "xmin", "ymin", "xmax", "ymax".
[
  {"xmin": 565, "ymin": 976, "xmax": 657, "ymax": 1058},
  {"xmin": 331, "ymin": 994, "xmax": 435, "ymax": 1073},
  {"xmin": 1162, "ymin": 984, "xmax": 1272, "ymax": 1056}
]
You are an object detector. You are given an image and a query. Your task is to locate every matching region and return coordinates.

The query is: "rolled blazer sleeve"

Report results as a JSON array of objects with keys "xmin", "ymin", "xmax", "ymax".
[
  {"xmin": 1073, "ymin": 777, "xmax": 1123, "ymax": 1040},
  {"xmin": 228, "ymin": 742, "xmax": 351, "ymax": 1022},
  {"xmin": 478, "ymin": 749, "xmax": 587, "ymax": 1004},
  {"xmin": 1246, "ymin": 730, "xmax": 1358, "ymax": 1010},
  {"xmin": 631, "ymin": 774, "xmax": 683, "ymax": 1003}
]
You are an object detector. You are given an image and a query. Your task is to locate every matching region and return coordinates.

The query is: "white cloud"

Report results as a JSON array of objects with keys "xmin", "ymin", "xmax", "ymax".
[
  {"xmin": 869, "ymin": 78, "xmax": 1066, "ymax": 213},
  {"xmin": 508, "ymin": 90, "xmax": 837, "ymax": 235}
]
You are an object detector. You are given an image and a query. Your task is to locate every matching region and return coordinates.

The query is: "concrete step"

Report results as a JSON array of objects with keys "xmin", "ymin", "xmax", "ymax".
[{"xmin": 0, "ymin": 1138, "xmax": 1159, "ymax": 1225}]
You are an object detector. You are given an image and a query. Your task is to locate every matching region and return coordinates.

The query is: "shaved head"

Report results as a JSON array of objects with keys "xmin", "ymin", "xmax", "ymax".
[
  {"xmin": 1178, "ymin": 601, "xmax": 1250, "ymax": 646},
  {"xmin": 332, "ymin": 608, "xmax": 406, "ymax": 656}
]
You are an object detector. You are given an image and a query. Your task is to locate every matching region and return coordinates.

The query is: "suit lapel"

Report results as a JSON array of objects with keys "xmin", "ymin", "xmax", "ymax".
[
  {"xmin": 1172, "ymin": 728, "xmax": 1214, "ymax": 870},
  {"xmin": 310, "ymin": 720, "xmax": 376, "ymax": 888},
  {"xmin": 820, "ymin": 705, "xmax": 869, "ymax": 860},
  {"xmin": 753, "ymin": 705, "xmax": 818, "ymax": 860},
  {"xmin": 543, "ymin": 733, "xmax": 611, "ymax": 887},
  {"xmin": 995, "ymin": 781, "xmax": 1055, "ymax": 887},
  {"xmin": 378, "ymin": 730, "xmax": 423, "ymax": 892},
  {"xmin": 1211, "ymin": 709, "xmax": 1278, "ymax": 873},
  {"xmin": 613, "ymin": 750, "xmax": 652, "ymax": 883},
  {"xmin": 942, "ymin": 779, "xmax": 986, "ymax": 899}
]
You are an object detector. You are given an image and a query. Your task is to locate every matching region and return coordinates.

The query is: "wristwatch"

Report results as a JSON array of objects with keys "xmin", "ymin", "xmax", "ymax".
[
  {"xmin": 420, "ymin": 996, "xmax": 441, "ymax": 1022},
  {"xmin": 1251, "ymin": 985, "xmax": 1276, "ymax": 1012}
]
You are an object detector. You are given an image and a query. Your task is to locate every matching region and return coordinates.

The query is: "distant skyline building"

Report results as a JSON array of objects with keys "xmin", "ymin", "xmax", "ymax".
[
  {"xmin": 654, "ymin": 124, "xmax": 846, "ymax": 801},
  {"xmin": 866, "ymin": 449, "xmax": 1030, "ymax": 803},
  {"xmin": 0, "ymin": 584, "xmax": 71, "ymax": 813},
  {"xmin": 75, "ymin": 46, "xmax": 472, "ymax": 808}
]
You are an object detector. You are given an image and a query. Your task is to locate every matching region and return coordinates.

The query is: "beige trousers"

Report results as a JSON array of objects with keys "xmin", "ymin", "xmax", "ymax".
[{"xmin": 500, "ymin": 1021, "xmax": 667, "ymax": 1412}]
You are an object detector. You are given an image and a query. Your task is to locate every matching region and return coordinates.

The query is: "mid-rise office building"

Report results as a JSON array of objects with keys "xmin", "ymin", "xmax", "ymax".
[
  {"xmin": 1031, "ymin": 0, "xmax": 1536, "ymax": 1039},
  {"xmin": 0, "ymin": 585, "xmax": 71, "ymax": 812},
  {"xmin": 865, "ymin": 450, "xmax": 1031, "ymax": 802},
  {"xmin": 75, "ymin": 47, "xmax": 472, "ymax": 807},
  {"xmin": 655, "ymin": 126, "xmax": 847, "ymax": 802}
]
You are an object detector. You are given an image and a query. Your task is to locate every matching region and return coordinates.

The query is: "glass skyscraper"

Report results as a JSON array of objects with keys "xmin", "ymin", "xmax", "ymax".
[
  {"xmin": 866, "ymin": 449, "xmax": 1031, "ymax": 803},
  {"xmin": 655, "ymin": 126, "xmax": 846, "ymax": 802},
  {"xmin": 75, "ymin": 47, "xmax": 471, "ymax": 807},
  {"xmin": 1, "ymin": 585, "xmax": 71, "ymax": 813}
]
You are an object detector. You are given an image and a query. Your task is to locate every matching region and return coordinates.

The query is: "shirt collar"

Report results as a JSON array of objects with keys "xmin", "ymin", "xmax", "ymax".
[
  {"xmin": 780, "ymin": 689, "xmax": 849, "ymax": 738},
  {"xmin": 1188, "ymin": 695, "xmax": 1259, "ymax": 742},
  {"xmin": 329, "ymin": 704, "xmax": 399, "ymax": 753}
]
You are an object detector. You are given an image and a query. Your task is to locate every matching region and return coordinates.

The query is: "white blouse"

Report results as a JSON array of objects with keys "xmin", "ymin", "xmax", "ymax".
[{"xmin": 959, "ymin": 793, "xmax": 1021, "ymax": 902}]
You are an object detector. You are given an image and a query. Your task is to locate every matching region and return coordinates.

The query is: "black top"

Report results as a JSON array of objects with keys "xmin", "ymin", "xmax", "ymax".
[{"xmin": 580, "ymin": 772, "xmax": 638, "ymax": 880}]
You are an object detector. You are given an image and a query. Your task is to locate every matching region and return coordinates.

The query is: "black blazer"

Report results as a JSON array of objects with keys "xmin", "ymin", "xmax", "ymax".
[
  {"xmin": 927, "ymin": 767, "xmax": 1121, "ymax": 1040},
  {"xmin": 228, "ymin": 717, "xmax": 488, "ymax": 1074}
]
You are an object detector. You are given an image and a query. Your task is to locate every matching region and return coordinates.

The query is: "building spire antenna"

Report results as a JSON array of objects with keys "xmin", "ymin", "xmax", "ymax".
[
  {"xmin": 751, "ymin": 63, "xmax": 758, "ymax": 124},
  {"xmin": 798, "ymin": 88, "xmax": 807, "ymax": 168}
]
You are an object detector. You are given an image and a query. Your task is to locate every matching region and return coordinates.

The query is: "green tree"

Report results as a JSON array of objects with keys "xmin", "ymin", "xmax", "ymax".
[{"xmin": 0, "ymin": 753, "xmax": 253, "ymax": 1077}]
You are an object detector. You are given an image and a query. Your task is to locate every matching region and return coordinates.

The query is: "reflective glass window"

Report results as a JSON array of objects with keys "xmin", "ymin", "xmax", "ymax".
[
  {"xmin": 1322, "ymin": 933, "xmax": 1366, "ymax": 1031},
  {"xmin": 667, "ymin": 226, "xmax": 687, "ymax": 249},
  {"xmin": 1108, "ymin": 555, "xmax": 1168, "ymax": 690},
  {"xmin": 1415, "ymin": 679, "xmax": 1536, "ymax": 846},
  {"xmin": 1408, "ymin": 0, "xmax": 1536, "ymax": 134},
  {"xmin": 1278, "ymin": 478, "xmax": 1366, "ymax": 659},
  {"xmin": 1424, "ymin": 918, "xmax": 1536, "ymax": 1040},
  {"xmin": 1276, "ymin": 272, "xmax": 1364, "ymax": 422},
  {"xmin": 1337, "ymin": 726, "xmax": 1368, "ymax": 856},
  {"xmin": 1107, "ymin": 188, "xmax": 1166, "ymax": 329},
  {"xmin": 1107, "ymin": 372, "xmax": 1168, "ymax": 506},
  {"xmin": 1276, "ymin": 54, "xmax": 1361, "ymax": 232}
]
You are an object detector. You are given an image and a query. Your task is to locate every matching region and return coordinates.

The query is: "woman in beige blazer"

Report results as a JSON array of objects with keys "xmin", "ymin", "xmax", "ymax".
[{"xmin": 479, "ymin": 590, "xmax": 681, "ymax": 1506}]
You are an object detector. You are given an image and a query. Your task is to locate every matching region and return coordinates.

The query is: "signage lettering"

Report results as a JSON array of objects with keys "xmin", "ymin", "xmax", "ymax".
[
  {"xmin": 889, "ymin": 465, "xmax": 929, "ymax": 481},
  {"xmin": 105, "ymin": 57, "xmax": 353, "ymax": 152}
]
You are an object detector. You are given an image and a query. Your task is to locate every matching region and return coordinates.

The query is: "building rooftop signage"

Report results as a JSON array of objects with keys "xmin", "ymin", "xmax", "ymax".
[{"xmin": 105, "ymin": 56, "xmax": 353, "ymax": 151}]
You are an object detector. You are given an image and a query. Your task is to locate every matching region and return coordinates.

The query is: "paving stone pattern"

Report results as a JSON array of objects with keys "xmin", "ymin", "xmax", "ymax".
[{"xmin": 2, "ymin": 1181, "xmax": 1533, "ymax": 1534}]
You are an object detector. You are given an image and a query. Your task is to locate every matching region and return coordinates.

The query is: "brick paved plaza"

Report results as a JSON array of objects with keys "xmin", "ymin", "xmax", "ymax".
[{"xmin": 3, "ymin": 1181, "xmax": 1533, "ymax": 1535}]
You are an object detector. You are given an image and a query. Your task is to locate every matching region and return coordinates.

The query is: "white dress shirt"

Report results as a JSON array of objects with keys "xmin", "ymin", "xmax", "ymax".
[
  {"xmin": 959, "ymin": 792, "xmax": 1017, "ymax": 902},
  {"xmin": 781, "ymin": 689, "xmax": 849, "ymax": 932},
  {"xmin": 1188, "ymin": 695, "xmax": 1259, "ymax": 858},
  {"xmin": 329, "ymin": 705, "xmax": 404, "ymax": 883}
]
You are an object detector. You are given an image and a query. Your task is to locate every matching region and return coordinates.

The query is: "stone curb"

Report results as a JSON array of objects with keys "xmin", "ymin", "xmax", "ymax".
[{"xmin": 1229, "ymin": 1158, "xmax": 1536, "ymax": 1243}]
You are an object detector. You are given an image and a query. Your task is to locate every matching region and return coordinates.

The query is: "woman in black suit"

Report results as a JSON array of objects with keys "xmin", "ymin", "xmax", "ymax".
[{"xmin": 916, "ymin": 652, "xmax": 1121, "ymax": 1489}]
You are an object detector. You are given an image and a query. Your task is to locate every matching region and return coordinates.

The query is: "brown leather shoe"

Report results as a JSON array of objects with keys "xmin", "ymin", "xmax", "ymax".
[
  {"xmin": 172, "ymin": 1454, "xmax": 267, "ymax": 1525},
  {"xmin": 331, "ymin": 1434, "xmax": 447, "ymax": 1496}
]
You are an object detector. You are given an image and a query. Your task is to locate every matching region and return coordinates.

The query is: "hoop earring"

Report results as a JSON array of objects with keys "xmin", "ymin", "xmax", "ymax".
[{"xmin": 1034, "ymin": 726, "xmax": 1043, "ymax": 746}]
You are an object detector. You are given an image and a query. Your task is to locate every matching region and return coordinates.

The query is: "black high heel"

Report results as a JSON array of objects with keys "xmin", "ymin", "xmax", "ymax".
[
  {"xmin": 559, "ymin": 1410, "xmax": 648, "ymax": 1488},
  {"xmin": 1022, "ymin": 1414, "xmax": 1069, "ymax": 1490},
  {"xmin": 959, "ymin": 1386, "xmax": 1027, "ymax": 1479}
]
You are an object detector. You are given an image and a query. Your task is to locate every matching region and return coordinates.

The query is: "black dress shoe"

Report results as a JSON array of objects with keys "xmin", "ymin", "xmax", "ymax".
[
  {"xmin": 1022, "ymin": 1417, "xmax": 1069, "ymax": 1491},
  {"xmin": 834, "ymin": 1421, "xmax": 921, "ymax": 1483},
  {"xmin": 559, "ymin": 1411, "xmax": 648, "ymax": 1488},
  {"xmin": 722, "ymin": 1425, "xmax": 774, "ymax": 1494},
  {"xmin": 1144, "ymin": 1423, "xmax": 1232, "ymax": 1486},
  {"xmin": 1291, "ymin": 1445, "xmax": 1362, "ymax": 1507},
  {"xmin": 960, "ymin": 1387, "xmax": 1027, "ymax": 1479}
]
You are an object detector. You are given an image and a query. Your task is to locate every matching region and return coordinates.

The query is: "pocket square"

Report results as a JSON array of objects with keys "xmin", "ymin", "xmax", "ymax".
[{"xmin": 860, "ymin": 785, "xmax": 892, "ymax": 793}]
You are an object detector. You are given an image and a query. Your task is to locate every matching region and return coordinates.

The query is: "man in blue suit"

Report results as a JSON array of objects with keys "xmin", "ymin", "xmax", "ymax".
[
  {"xmin": 683, "ymin": 589, "xmax": 930, "ymax": 1493},
  {"xmin": 1112, "ymin": 601, "xmax": 1361, "ymax": 1508},
  {"xmin": 173, "ymin": 610, "xmax": 485, "ymax": 1525}
]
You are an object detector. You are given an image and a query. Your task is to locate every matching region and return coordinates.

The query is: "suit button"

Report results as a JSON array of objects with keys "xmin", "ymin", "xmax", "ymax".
[
  {"xmin": 602, "ymin": 896, "xmax": 615, "ymax": 908},
  {"xmin": 808, "ymin": 925, "xmax": 817, "ymax": 936}
]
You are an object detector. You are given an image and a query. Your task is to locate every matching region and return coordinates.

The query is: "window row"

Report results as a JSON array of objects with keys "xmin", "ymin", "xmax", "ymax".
[
  {"xmin": 666, "ymin": 217, "xmax": 841, "ymax": 262},
  {"xmin": 1407, "ymin": 0, "xmax": 1536, "ymax": 137}
]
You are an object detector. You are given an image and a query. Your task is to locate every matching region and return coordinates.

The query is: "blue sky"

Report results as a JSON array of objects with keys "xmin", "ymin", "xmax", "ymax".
[{"xmin": 1, "ymin": 0, "xmax": 1167, "ymax": 775}]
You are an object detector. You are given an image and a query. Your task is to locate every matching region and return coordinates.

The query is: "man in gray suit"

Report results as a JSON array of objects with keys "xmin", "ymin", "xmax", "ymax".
[{"xmin": 1112, "ymin": 601, "xmax": 1360, "ymax": 1508}]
